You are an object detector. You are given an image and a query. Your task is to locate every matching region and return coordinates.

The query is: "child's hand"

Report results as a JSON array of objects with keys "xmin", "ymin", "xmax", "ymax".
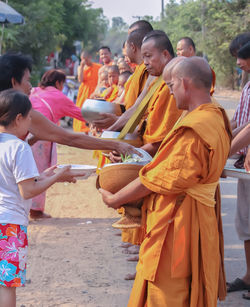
[{"xmin": 55, "ymin": 165, "xmax": 86, "ymax": 183}]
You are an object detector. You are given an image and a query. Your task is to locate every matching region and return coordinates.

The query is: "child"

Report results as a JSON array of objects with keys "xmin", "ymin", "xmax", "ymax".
[
  {"xmin": 100, "ymin": 65, "xmax": 120, "ymax": 102},
  {"xmin": 0, "ymin": 89, "xmax": 79, "ymax": 306}
]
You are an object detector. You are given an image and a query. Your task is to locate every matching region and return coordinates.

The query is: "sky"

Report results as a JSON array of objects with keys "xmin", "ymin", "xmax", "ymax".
[{"xmin": 89, "ymin": 0, "xmax": 163, "ymax": 25}]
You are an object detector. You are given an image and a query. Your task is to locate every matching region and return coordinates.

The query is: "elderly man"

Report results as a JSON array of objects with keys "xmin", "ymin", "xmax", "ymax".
[{"xmin": 100, "ymin": 57, "xmax": 231, "ymax": 306}]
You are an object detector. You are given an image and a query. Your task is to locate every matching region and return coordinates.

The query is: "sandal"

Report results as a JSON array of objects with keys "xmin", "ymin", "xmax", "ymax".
[
  {"xmin": 227, "ymin": 278, "xmax": 250, "ymax": 293},
  {"xmin": 242, "ymin": 290, "xmax": 250, "ymax": 300}
]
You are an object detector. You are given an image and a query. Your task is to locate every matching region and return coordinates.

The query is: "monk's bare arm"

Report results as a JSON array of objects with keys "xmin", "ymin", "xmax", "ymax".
[
  {"xmin": 29, "ymin": 109, "xmax": 137, "ymax": 155},
  {"xmin": 230, "ymin": 123, "xmax": 250, "ymax": 155},
  {"xmin": 78, "ymin": 64, "xmax": 84, "ymax": 83},
  {"xmin": 140, "ymin": 142, "xmax": 161, "ymax": 157},
  {"xmin": 99, "ymin": 177, "xmax": 151, "ymax": 209}
]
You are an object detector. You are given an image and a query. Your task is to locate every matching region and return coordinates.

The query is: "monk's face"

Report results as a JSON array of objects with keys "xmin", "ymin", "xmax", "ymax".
[
  {"xmin": 118, "ymin": 61, "xmax": 131, "ymax": 74},
  {"xmin": 237, "ymin": 57, "xmax": 250, "ymax": 73},
  {"xmin": 167, "ymin": 72, "xmax": 188, "ymax": 110},
  {"xmin": 176, "ymin": 40, "xmax": 194, "ymax": 57},
  {"xmin": 108, "ymin": 70, "xmax": 119, "ymax": 86},
  {"xmin": 99, "ymin": 48, "xmax": 112, "ymax": 65},
  {"xmin": 141, "ymin": 40, "xmax": 170, "ymax": 76}
]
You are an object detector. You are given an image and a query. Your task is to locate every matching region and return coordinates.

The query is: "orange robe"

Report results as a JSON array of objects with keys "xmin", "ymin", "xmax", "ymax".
[
  {"xmin": 101, "ymin": 84, "xmax": 119, "ymax": 102},
  {"xmin": 73, "ymin": 63, "xmax": 101, "ymax": 132},
  {"xmin": 128, "ymin": 103, "xmax": 232, "ymax": 307},
  {"xmin": 121, "ymin": 78, "xmax": 183, "ymax": 245},
  {"xmin": 124, "ymin": 63, "xmax": 148, "ymax": 110}
]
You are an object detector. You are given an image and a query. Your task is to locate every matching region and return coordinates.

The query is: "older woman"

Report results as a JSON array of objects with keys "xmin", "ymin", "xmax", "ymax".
[{"xmin": 29, "ymin": 69, "xmax": 85, "ymax": 219}]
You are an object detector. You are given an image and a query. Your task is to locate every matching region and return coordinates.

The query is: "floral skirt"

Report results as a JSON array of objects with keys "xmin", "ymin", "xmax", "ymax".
[{"xmin": 0, "ymin": 224, "xmax": 28, "ymax": 287}]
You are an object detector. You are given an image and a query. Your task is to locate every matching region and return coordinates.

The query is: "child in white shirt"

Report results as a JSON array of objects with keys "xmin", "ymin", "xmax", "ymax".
[{"xmin": 0, "ymin": 89, "xmax": 79, "ymax": 306}]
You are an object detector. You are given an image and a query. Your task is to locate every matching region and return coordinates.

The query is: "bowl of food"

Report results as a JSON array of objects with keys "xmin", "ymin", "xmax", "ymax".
[
  {"xmin": 81, "ymin": 99, "xmax": 122, "ymax": 123},
  {"xmin": 57, "ymin": 164, "xmax": 97, "ymax": 180},
  {"xmin": 96, "ymin": 149, "xmax": 152, "ymax": 192}
]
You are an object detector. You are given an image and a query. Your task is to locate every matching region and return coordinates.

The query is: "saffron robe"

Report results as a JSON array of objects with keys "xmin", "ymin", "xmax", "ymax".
[
  {"xmin": 124, "ymin": 63, "xmax": 148, "ymax": 110},
  {"xmin": 101, "ymin": 84, "xmax": 119, "ymax": 102},
  {"xmin": 73, "ymin": 62, "xmax": 101, "ymax": 132},
  {"xmin": 122, "ymin": 78, "xmax": 182, "ymax": 245},
  {"xmin": 127, "ymin": 103, "xmax": 231, "ymax": 307}
]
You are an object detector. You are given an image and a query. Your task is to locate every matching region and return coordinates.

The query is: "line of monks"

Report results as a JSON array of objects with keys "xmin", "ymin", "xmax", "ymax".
[{"xmin": 72, "ymin": 20, "xmax": 236, "ymax": 306}]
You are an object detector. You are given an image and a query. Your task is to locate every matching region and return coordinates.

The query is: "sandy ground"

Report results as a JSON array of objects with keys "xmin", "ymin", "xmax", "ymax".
[{"xmin": 17, "ymin": 147, "xmax": 136, "ymax": 307}]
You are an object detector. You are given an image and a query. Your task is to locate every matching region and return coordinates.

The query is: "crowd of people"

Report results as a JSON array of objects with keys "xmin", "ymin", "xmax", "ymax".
[{"xmin": 0, "ymin": 18, "xmax": 249, "ymax": 307}]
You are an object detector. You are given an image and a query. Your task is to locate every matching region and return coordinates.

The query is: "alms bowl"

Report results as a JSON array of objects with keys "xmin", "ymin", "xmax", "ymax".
[{"xmin": 81, "ymin": 99, "xmax": 121, "ymax": 123}]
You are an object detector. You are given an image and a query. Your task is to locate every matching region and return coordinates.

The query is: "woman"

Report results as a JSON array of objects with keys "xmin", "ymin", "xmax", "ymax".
[{"xmin": 29, "ymin": 69, "xmax": 85, "ymax": 219}]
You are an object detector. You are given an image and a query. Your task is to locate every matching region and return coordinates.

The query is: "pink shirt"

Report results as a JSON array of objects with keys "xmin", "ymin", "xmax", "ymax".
[{"xmin": 30, "ymin": 86, "xmax": 84, "ymax": 123}]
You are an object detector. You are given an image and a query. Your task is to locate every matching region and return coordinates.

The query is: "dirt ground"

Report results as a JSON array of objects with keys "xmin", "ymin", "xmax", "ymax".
[{"xmin": 17, "ymin": 146, "xmax": 136, "ymax": 307}]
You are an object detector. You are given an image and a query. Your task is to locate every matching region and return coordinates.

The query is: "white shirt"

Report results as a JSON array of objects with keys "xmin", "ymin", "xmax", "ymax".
[{"xmin": 0, "ymin": 133, "xmax": 39, "ymax": 226}]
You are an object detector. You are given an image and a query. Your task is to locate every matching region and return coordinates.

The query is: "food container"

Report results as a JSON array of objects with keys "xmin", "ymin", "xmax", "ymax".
[
  {"xmin": 100, "ymin": 130, "xmax": 143, "ymax": 147},
  {"xmin": 81, "ymin": 99, "xmax": 122, "ymax": 123}
]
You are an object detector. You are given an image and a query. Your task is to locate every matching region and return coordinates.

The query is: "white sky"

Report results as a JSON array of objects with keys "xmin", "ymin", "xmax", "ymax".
[{"xmin": 89, "ymin": 0, "xmax": 163, "ymax": 25}]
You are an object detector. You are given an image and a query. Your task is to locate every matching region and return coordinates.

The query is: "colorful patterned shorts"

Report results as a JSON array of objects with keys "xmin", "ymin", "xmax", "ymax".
[{"xmin": 0, "ymin": 223, "xmax": 28, "ymax": 287}]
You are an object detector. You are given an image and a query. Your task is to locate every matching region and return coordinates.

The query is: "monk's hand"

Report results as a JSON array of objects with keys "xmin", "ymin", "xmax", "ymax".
[
  {"xmin": 109, "ymin": 151, "xmax": 122, "ymax": 163},
  {"xmin": 114, "ymin": 142, "xmax": 142, "ymax": 158},
  {"xmin": 244, "ymin": 148, "xmax": 250, "ymax": 172},
  {"xmin": 92, "ymin": 113, "xmax": 118, "ymax": 129},
  {"xmin": 99, "ymin": 188, "xmax": 120, "ymax": 209}
]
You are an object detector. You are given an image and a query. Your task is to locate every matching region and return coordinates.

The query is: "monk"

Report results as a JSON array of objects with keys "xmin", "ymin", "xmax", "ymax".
[
  {"xmin": 90, "ymin": 70, "xmax": 109, "ymax": 98},
  {"xmin": 92, "ymin": 21, "xmax": 153, "ymax": 130},
  {"xmin": 176, "ymin": 37, "xmax": 216, "ymax": 95},
  {"xmin": 100, "ymin": 57, "xmax": 231, "ymax": 306},
  {"xmin": 100, "ymin": 65, "xmax": 119, "ymax": 102},
  {"xmin": 73, "ymin": 51, "xmax": 101, "ymax": 132},
  {"xmin": 118, "ymin": 60, "xmax": 133, "ymax": 74},
  {"xmin": 97, "ymin": 46, "xmax": 113, "ymax": 78}
]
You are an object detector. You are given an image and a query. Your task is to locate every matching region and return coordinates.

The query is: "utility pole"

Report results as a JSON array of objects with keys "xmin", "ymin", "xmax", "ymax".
[{"xmin": 161, "ymin": 0, "xmax": 164, "ymax": 20}]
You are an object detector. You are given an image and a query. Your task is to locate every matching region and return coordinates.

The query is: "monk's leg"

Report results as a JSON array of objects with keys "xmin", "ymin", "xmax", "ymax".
[{"xmin": 146, "ymin": 224, "xmax": 190, "ymax": 307}]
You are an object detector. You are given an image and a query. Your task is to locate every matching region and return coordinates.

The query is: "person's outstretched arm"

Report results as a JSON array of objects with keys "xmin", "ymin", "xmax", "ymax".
[{"xmin": 29, "ymin": 109, "xmax": 138, "ymax": 156}]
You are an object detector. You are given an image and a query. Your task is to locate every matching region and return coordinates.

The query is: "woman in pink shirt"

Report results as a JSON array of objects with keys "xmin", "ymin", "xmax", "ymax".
[{"xmin": 29, "ymin": 69, "xmax": 85, "ymax": 219}]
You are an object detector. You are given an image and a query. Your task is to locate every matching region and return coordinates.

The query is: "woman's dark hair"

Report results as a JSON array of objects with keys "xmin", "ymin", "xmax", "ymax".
[
  {"xmin": 0, "ymin": 89, "xmax": 32, "ymax": 127},
  {"xmin": 237, "ymin": 42, "xmax": 250, "ymax": 60},
  {"xmin": 0, "ymin": 53, "xmax": 32, "ymax": 92},
  {"xmin": 39, "ymin": 69, "xmax": 66, "ymax": 88}
]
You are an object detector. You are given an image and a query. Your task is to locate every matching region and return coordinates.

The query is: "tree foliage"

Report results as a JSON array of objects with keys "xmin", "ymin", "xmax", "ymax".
[
  {"xmin": 154, "ymin": 0, "xmax": 250, "ymax": 87},
  {"xmin": 2, "ymin": 0, "xmax": 108, "ymax": 70}
]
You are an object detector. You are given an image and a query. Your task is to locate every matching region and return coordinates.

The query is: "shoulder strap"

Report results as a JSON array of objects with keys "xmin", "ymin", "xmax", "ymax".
[{"xmin": 118, "ymin": 76, "xmax": 163, "ymax": 139}]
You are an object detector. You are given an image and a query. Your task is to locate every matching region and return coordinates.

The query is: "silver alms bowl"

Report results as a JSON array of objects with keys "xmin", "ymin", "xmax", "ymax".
[{"xmin": 81, "ymin": 99, "xmax": 121, "ymax": 123}]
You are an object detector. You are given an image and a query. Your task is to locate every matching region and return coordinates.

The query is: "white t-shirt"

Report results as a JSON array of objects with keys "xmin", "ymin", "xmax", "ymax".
[{"xmin": 0, "ymin": 133, "xmax": 39, "ymax": 226}]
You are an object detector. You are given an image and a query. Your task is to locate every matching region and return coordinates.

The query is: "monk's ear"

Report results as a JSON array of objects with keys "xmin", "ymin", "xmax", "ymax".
[
  {"xmin": 162, "ymin": 50, "xmax": 171, "ymax": 62},
  {"xmin": 130, "ymin": 42, "xmax": 136, "ymax": 53}
]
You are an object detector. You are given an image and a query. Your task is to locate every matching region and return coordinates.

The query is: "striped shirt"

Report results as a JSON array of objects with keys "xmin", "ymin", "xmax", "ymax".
[{"xmin": 233, "ymin": 81, "xmax": 250, "ymax": 154}]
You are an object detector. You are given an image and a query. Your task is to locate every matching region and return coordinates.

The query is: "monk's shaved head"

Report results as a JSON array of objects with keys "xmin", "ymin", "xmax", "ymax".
[
  {"xmin": 128, "ymin": 20, "xmax": 153, "ymax": 34},
  {"xmin": 163, "ymin": 56, "xmax": 186, "ymax": 82},
  {"xmin": 142, "ymin": 30, "xmax": 175, "ymax": 58},
  {"xmin": 173, "ymin": 57, "xmax": 212, "ymax": 90},
  {"xmin": 127, "ymin": 29, "xmax": 151, "ymax": 49},
  {"xmin": 81, "ymin": 51, "xmax": 91, "ymax": 58}
]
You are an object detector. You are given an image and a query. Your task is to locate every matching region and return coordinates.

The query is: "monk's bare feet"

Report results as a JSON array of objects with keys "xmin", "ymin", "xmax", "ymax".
[
  {"xmin": 124, "ymin": 272, "xmax": 136, "ymax": 280},
  {"xmin": 127, "ymin": 255, "xmax": 139, "ymax": 262},
  {"xmin": 122, "ymin": 245, "xmax": 140, "ymax": 254},
  {"xmin": 114, "ymin": 232, "xmax": 121, "ymax": 236},
  {"xmin": 30, "ymin": 209, "xmax": 51, "ymax": 220},
  {"xmin": 120, "ymin": 242, "xmax": 133, "ymax": 248}
]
